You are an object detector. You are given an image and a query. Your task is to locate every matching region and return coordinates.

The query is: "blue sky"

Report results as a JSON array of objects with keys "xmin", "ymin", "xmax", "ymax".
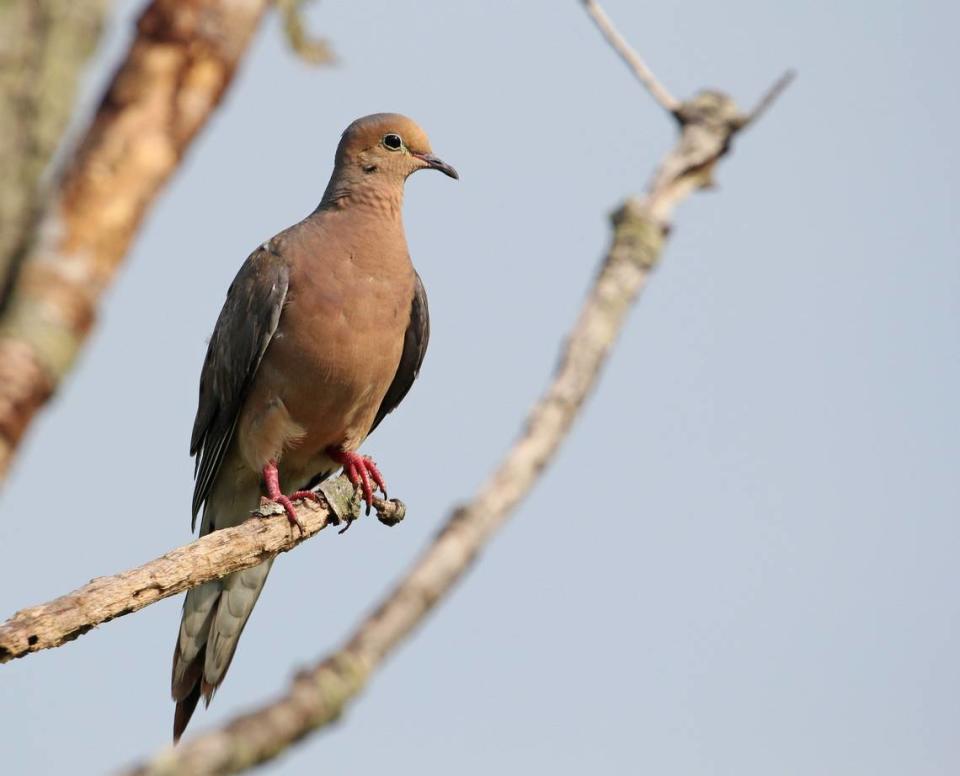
[{"xmin": 3, "ymin": 1, "xmax": 958, "ymax": 774}]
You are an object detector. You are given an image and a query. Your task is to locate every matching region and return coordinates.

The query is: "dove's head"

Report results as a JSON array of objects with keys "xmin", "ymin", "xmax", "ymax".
[{"xmin": 326, "ymin": 114, "xmax": 458, "ymax": 203}]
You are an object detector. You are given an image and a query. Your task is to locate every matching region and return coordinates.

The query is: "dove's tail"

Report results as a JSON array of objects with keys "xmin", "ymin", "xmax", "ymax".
[{"xmin": 171, "ymin": 473, "xmax": 270, "ymax": 742}]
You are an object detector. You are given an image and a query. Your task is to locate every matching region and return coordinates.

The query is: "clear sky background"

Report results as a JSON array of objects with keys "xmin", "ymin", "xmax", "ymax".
[{"xmin": 3, "ymin": 1, "xmax": 958, "ymax": 774}]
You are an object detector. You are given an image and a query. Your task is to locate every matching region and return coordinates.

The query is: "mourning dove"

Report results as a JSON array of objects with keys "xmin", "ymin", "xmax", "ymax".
[{"xmin": 170, "ymin": 114, "xmax": 457, "ymax": 741}]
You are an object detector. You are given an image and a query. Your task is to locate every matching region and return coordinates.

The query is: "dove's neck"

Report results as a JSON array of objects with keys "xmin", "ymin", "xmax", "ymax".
[{"xmin": 318, "ymin": 167, "xmax": 405, "ymax": 220}]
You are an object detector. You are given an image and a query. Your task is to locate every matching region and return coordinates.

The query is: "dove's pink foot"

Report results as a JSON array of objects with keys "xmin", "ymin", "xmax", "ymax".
[
  {"xmin": 327, "ymin": 448, "xmax": 387, "ymax": 514},
  {"xmin": 262, "ymin": 460, "xmax": 320, "ymax": 534}
]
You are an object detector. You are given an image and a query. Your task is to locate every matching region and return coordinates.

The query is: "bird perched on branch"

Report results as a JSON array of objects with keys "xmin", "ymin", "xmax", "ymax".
[{"xmin": 171, "ymin": 114, "xmax": 457, "ymax": 741}]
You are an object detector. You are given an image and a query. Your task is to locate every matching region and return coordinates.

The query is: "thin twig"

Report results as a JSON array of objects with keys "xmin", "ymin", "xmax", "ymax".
[
  {"xmin": 739, "ymin": 69, "xmax": 796, "ymax": 128},
  {"xmin": 581, "ymin": 0, "xmax": 680, "ymax": 114}
]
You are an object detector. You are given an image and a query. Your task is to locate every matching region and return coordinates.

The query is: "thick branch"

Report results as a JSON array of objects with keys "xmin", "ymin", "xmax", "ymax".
[
  {"xmin": 122, "ymin": 15, "xmax": 789, "ymax": 776},
  {"xmin": 0, "ymin": 477, "xmax": 403, "ymax": 663},
  {"xmin": 0, "ymin": 0, "xmax": 109, "ymax": 305},
  {"xmin": 0, "ymin": 0, "xmax": 272, "ymax": 482}
]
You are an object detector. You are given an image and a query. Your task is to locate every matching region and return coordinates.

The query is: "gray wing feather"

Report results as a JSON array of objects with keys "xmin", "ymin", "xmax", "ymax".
[
  {"xmin": 369, "ymin": 272, "xmax": 430, "ymax": 434},
  {"xmin": 190, "ymin": 246, "xmax": 289, "ymax": 529}
]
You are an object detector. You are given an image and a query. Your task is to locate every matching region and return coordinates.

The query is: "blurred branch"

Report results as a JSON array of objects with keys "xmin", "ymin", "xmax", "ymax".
[
  {"xmin": 737, "ymin": 69, "xmax": 797, "ymax": 129},
  {"xmin": 0, "ymin": 0, "xmax": 272, "ymax": 483},
  {"xmin": 0, "ymin": 476, "xmax": 404, "ymax": 663},
  {"xmin": 120, "ymin": 6, "xmax": 791, "ymax": 774},
  {"xmin": 581, "ymin": 0, "xmax": 679, "ymax": 115},
  {"xmin": 277, "ymin": 0, "xmax": 335, "ymax": 64},
  {"xmin": 0, "ymin": 0, "xmax": 109, "ymax": 305}
]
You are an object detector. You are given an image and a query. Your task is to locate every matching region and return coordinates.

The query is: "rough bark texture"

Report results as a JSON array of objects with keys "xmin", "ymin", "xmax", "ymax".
[
  {"xmin": 0, "ymin": 0, "xmax": 272, "ymax": 481},
  {"xmin": 0, "ymin": 0, "xmax": 109, "ymax": 305},
  {"xmin": 120, "ymin": 8, "xmax": 790, "ymax": 774},
  {"xmin": 0, "ymin": 476, "xmax": 404, "ymax": 663}
]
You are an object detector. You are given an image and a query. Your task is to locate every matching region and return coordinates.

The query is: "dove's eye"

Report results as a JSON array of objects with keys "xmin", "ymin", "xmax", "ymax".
[{"xmin": 382, "ymin": 133, "xmax": 403, "ymax": 151}]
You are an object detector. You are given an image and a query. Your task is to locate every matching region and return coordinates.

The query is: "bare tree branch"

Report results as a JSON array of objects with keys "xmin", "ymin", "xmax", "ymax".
[
  {"xmin": 581, "ymin": 0, "xmax": 679, "ymax": 115},
  {"xmin": 0, "ymin": 0, "xmax": 109, "ymax": 306},
  {"xmin": 118, "ymin": 11, "xmax": 791, "ymax": 776},
  {"xmin": 0, "ymin": 0, "xmax": 272, "ymax": 483},
  {"xmin": 0, "ymin": 477, "xmax": 403, "ymax": 663},
  {"xmin": 738, "ymin": 69, "xmax": 797, "ymax": 129}
]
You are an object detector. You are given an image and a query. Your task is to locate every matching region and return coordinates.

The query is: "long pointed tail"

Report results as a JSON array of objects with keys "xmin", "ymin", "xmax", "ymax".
[
  {"xmin": 171, "ymin": 559, "xmax": 274, "ymax": 741},
  {"xmin": 171, "ymin": 470, "xmax": 269, "ymax": 741}
]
